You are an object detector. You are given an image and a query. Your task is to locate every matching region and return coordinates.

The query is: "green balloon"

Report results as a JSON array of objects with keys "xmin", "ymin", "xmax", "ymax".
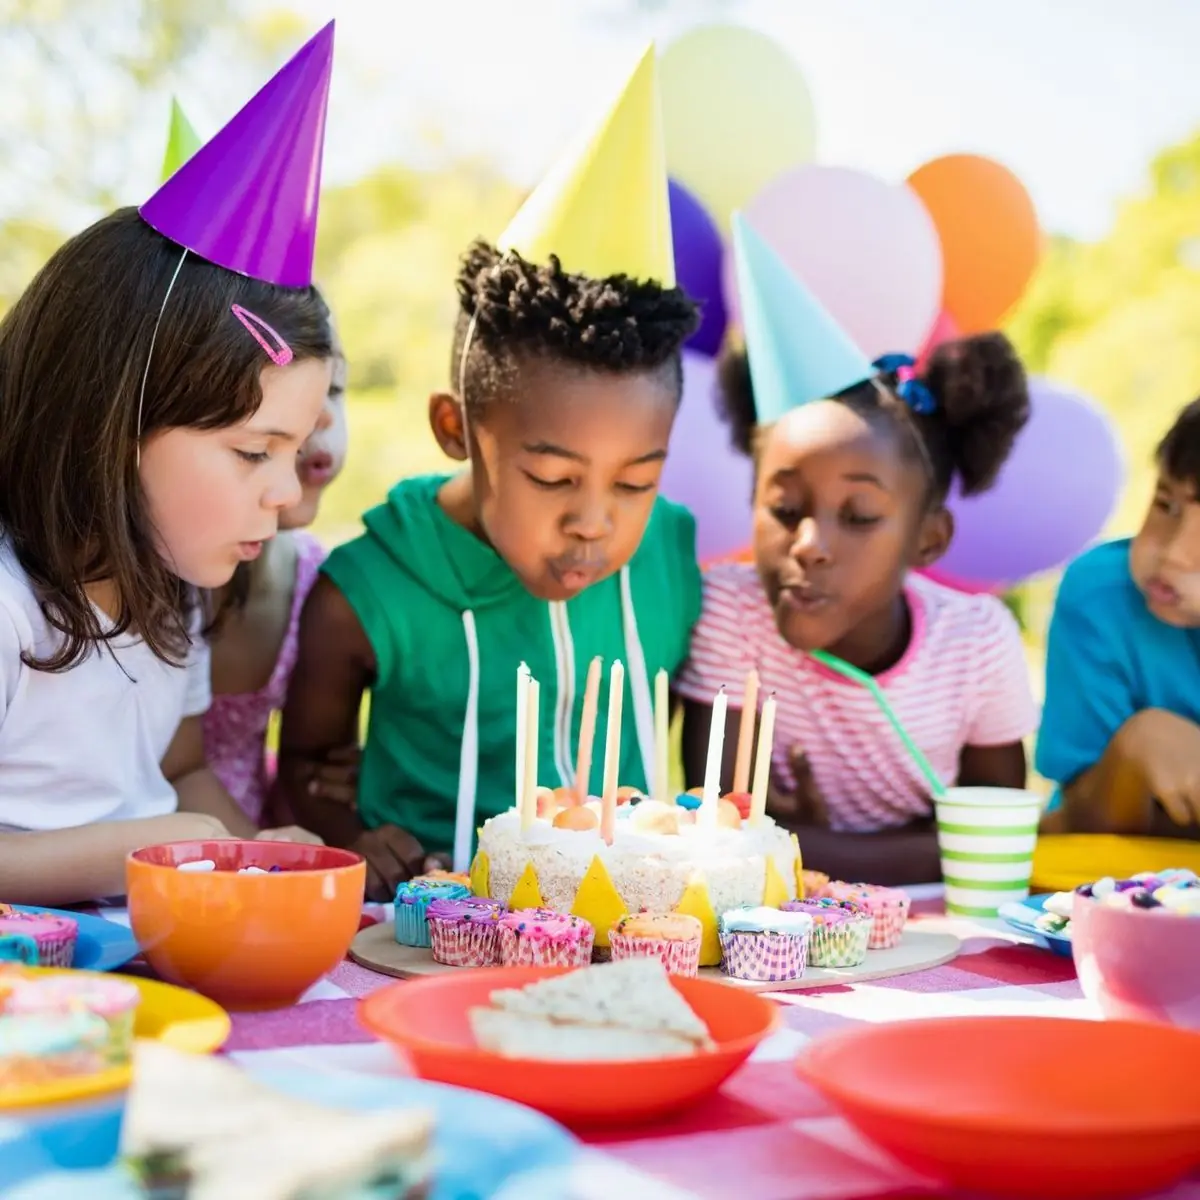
[{"xmin": 161, "ymin": 97, "xmax": 202, "ymax": 183}]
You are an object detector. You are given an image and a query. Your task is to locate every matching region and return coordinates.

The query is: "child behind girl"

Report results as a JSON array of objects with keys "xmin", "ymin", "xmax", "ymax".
[
  {"xmin": 0, "ymin": 31, "xmax": 335, "ymax": 904},
  {"xmin": 676, "ymin": 220, "xmax": 1039, "ymax": 885},
  {"xmin": 1038, "ymin": 399, "xmax": 1200, "ymax": 839},
  {"xmin": 204, "ymin": 327, "xmax": 352, "ymax": 830}
]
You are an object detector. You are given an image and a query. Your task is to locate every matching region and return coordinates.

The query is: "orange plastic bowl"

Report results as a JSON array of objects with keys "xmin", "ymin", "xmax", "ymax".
[
  {"xmin": 127, "ymin": 840, "xmax": 365, "ymax": 1011},
  {"xmin": 797, "ymin": 1016, "xmax": 1200, "ymax": 1199},
  {"xmin": 358, "ymin": 966, "xmax": 779, "ymax": 1127}
]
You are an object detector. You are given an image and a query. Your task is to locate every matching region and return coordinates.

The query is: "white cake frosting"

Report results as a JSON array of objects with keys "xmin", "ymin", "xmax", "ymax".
[{"xmin": 477, "ymin": 808, "xmax": 800, "ymax": 918}]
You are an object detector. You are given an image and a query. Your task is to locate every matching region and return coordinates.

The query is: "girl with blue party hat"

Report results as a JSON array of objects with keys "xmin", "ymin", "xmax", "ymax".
[
  {"xmin": 676, "ymin": 216, "xmax": 1038, "ymax": 885},
  {"xmin": 0, "ymin": 25, "xmax": 338, "ymax": 904}
]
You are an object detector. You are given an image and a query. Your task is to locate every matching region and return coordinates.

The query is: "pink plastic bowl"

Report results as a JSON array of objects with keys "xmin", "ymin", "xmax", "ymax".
[{"xmin": 1071, "ymin": 892, "xmax": 1200, "ymax": 1030}]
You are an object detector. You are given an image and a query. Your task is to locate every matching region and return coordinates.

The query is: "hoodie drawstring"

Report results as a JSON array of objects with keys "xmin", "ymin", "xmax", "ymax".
[
  {"xmin": 451, "ymin": 609, "xmax": 480, "ymax": 874},
  {"xmin": 620, "ymin": 565, "xmax": 656, "ymax": 790}
]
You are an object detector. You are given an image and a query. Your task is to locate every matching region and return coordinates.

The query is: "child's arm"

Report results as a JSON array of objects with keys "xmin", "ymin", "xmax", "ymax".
[
  {"xmin": 957, "ymin": 742, "xmax": 1028, "ymax": 790},
  {"xmin": 0, "ymin": 813, "xmax": 229, "ymax": 906}
]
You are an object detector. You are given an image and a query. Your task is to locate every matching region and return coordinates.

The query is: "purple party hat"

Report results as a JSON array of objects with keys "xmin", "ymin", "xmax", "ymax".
[{"xmin": 139, "ymin": 21, "xmax": 335, "ymax": 288}]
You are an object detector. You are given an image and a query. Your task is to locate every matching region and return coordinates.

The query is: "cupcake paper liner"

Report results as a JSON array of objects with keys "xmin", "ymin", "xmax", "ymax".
[
  {"xmin": 428, "ymin": 918, "xmax": 500, "ymax": 968},
  {"xmin": 498, "ymin": 923, "xmax": 594, "ymax": 968},
  {"xmin": 609, "ymin": 930, "xmax": 701, "ymax": 977},
  {"xmin": 393, "ymin": 903, "xmax": 433, "ymax": 949},
  {"xmin": 719, "ymin": 930, "xmax": 808, "ymax": 982},
  {"xmin": 865, "ymin": 896, "xmax": 910, "ymax": 950},
  {"xmin": 808, "ymin": 916, "xmax": 872, "ymax": 968}
]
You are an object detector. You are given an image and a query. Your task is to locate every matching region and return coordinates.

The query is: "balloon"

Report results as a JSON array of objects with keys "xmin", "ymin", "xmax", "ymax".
[
  {"xmin": 938, "ymin": 378, "xmax": 1124, "ymax": 586},
  {"xmin": 669, "ymin": 179, "xmax": 727, "ymax": 357},
  {"xmin": 660, "ymin": 351, "xmax": 754, "ymax": 563},
  {"xmin": 723, "ymin": 166, "xmax": 942, "ymax": 362},
  {"xmin": 907, "ymin": 154, "xmax": 1042, "ymax": 335},
  {"xmin": 916, "ymin": 309, "xmax": 960, "ymax": 373},
  {"xmin": 915, "ymin": 565, "xmax": 999, "ymax": 596},
  {"xmin": 659, "ymin": 25, "xmax": 816, "ymax": 228}
]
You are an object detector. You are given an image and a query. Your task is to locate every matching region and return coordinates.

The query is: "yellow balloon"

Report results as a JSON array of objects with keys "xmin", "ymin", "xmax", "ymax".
[{"xmin": 659, "ymin": 25, "xmax": 816, "ymax": 229}]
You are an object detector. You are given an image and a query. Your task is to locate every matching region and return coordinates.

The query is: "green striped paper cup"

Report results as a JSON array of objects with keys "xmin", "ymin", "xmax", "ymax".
[{"xmin": 935, "ymin": 787, "xmax": 1042, "ymax": 917}]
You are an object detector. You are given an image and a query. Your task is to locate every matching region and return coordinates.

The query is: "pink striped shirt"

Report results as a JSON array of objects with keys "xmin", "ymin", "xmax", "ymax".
[{"xmin": 676, "ymin": 564, "xmax": 1038, "ymax": 832}]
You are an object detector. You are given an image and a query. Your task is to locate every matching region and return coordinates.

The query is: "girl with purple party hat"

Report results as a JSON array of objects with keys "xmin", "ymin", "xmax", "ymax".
[{"xmin": 0, "ymin": 24, "xmax": 338, "ymax": 905}]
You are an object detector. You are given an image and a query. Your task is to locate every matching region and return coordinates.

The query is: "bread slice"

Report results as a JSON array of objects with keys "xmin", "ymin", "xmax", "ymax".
[
  {"xmin": 488, "ymin": 958, "xmax": 713, "ymax": 1049},
  {"xmin": 469, "ymin": 1006, "xmax": 699, "ymax": 1061},
  {"xmin": 122, "ymin": 1041, "xmax": 432, "ymax": 1199}
]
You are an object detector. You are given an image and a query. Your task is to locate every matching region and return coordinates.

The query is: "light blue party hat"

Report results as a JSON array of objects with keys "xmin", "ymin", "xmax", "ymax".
[{"xmin": 732, "ymin": 212, "xmax": 874, "ymax": 424}]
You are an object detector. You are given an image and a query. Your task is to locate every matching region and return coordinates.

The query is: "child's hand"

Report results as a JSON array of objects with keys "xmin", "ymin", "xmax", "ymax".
[
  {"xmin": 1127, "ymin": 709, "xmax": 1200, "ymax": 826},
  {"xmin": 257, "ymin": 825, "xmax": 324, "ymax": 845},
  {"xmin": 351, "ymin": 824, "xmax": 431, "ymax": 901},
  {"xmin": 297, "ymin": 744, "xmax": 360, "ymax": 808}
]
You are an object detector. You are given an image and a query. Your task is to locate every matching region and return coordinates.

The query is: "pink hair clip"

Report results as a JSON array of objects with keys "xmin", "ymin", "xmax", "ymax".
[{"xmin": 231, "ymin": 304, "xmax": 294, "ymax": 366}]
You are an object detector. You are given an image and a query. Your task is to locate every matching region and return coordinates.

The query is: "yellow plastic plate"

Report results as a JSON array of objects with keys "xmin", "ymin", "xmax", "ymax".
[
  {"xmin": 0, "ymin": 967, "xmax": 230, "ymax": 1110},
  {"xmin": 1031, "ymin": 835, "xmax": 1200, "ymax": 893}
]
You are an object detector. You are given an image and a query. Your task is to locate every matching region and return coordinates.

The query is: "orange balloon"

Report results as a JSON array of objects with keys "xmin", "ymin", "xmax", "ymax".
[{"xmin": 907, "ymin": 155, "xmax": 1041, "ymax": 334}]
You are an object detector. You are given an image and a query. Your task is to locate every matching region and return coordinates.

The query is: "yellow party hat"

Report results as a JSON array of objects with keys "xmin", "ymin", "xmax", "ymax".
[{"xmin": 498, "ymin": 45, "xmax": 675, "ymax": 284}]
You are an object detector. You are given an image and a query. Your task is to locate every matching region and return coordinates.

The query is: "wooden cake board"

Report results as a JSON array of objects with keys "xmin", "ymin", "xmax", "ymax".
[{"xmin": 350, "ymin": 921, "xmax": 961, "ymax": 994}]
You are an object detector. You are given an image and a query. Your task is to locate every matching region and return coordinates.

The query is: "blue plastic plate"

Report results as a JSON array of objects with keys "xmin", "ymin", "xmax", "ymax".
[
  {"xmin": 8, "ymin": 907, "xmax": 139, "ymax": 973},
  {"xmin": 1, "ymin": 1067, "xmax": 577, "ymax": 1200},
  {"xmin": 998, "ymin": 893, "xmax": 1073, "ymax": 958}
]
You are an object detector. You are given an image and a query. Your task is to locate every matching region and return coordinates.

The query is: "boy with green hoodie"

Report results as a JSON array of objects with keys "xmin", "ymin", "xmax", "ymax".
[{"xmin": 279, "ymin": 50, "xmax": 704, "ymax": 898}]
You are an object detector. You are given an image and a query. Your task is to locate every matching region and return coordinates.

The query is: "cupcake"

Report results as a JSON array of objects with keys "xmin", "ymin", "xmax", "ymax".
[
  {"xmin": 5, "ymin": 975, "xmax": 141, "ymax": 1066},
  {"xmin": 718, "ymin": 906, "xmax": 813, "ymax": 982},
  {"xmin": 822, "ymin": 882, "xmax": 911, "ymax": 949},
  {"xmin": 497, "ymin": 909, "xmax": 595, "ymax": 968},
  {"xmin": 0, "ymin": 933, "xmax": 39, "ymax": 965},
  {"xmin": 0, "ymin": 908, "xmax": 78, "ymax": 967},
  {"xmin": 426, "ymin": 897, "xmax": 507, "ymax": 967},
  {"xmin": 410, "ymin": 869, "xmax": 472, "ymax": 888},
  {"xmin": 393, "ymin": 880, "xmax": 471, "ymax": 948},
  {"xmin": 801, "ymin": 870, "xmax": 830, "ymax": 899},
  {"xmin": 782, "ymin": 898, "xmax": 872, "ymax": 967},
  {"xmin": 609, "ymin": 913, "xmax": 703, "ymax": 977},
  {"xmin": 0, "ymin": 1012, "xmax": 109, "ymax": 1088}
]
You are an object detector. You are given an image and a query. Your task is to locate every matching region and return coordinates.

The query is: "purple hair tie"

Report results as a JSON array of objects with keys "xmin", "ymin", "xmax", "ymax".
[{"xmin": 231, "ymin": 304, "xmax": 294, "ymax": 366}]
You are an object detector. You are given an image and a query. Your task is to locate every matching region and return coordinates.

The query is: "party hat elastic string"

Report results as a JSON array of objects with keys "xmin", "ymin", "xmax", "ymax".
[
  {"xmin": 809, "ymin": 649, "xmax": 947, "ymax": 801},
  {"xmin": 134, "ymin": 247, "xmax": 188, "ymax": 466}
]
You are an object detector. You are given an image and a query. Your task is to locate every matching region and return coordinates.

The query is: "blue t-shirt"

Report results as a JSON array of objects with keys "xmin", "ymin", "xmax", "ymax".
[{"xmin": 1036, "ymin": 539, "xmax": 1200, "ymax": 803}]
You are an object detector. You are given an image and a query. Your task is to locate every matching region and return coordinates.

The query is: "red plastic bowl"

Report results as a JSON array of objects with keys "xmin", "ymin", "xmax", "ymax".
[
  {"xmin": 127, "ymin": 840, "xmax": 365, "ymax": 1011},
  {"xmin": 358, "ymin": 965, "xmax": 779, "ymax": 1127},
  {"xmin": 797, "ymin": 1015, "xmax": 1200, "ymax": 1199},
  {"xmin": 1072, "ymin": 892, "xmax": 1200, "ymax": 1029}
]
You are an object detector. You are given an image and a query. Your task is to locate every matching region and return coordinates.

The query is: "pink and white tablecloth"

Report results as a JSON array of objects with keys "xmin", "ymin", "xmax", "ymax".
[{"xmin": 92, "ymin": 889, "xmax": 1200, "ymax": 1200}]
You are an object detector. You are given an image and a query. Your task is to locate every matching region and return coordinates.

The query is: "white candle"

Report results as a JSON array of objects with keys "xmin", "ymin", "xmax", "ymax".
[
  {"xmin": 654, "ymin": 668, "xmax": 670, "ymax": 804},
  {"xmin": 574, "ymin": 656, "xmax": 603, "ymax": 805},
  {"xmin": 600, "ymin": 661, "xmax": 625, "ymax": 845},
  {"xmin": 515, "ymin": 662, "xmax": 530, "ymax": 809},
  {"xmin": 520, "ymin": 678, "xmax": 540, "ymax": 832},
  {"xmin": 699, "ymin": 686, "xmax": 727, "ymax": 831},
  {"xmin": 731, "ymin": 668, "xmax": 759, "ymax": 794},
  {"xmin": 749, "ymin": 692, "xmax": 777, "ymax": 826}
]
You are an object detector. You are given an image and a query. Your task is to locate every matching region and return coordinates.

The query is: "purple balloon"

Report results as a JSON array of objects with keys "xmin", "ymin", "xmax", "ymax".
[
  {"xmin": 660, "ymin": 351, "xmax": 754, "ymax": 562},
  {"xmin": 669, "ymin": 179, "xmax": 727, "ymax": 358},
  {"xmin": 939, "ymin": 378, "xmax": 1124, "ymax": 586}
]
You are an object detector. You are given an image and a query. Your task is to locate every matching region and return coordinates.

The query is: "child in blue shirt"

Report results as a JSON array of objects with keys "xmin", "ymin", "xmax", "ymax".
[{"xmin": 1037, "ymin": 400, "xmax": 1200, "ymax": 838}]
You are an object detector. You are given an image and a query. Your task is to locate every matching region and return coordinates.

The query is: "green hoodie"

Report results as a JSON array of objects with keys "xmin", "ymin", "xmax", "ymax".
[{"xmin": 321, "ymin": 474, "xmax": 702, "ymax": 868}]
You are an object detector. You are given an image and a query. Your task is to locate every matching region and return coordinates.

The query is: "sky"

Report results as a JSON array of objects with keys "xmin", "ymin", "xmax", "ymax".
[{"xmin": 250, "ymin": 0, "xmax": 1200, "ymax": 241}]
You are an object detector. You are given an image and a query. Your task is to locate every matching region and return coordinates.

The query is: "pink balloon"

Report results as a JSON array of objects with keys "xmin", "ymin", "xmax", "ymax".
[
  {"xmin": 723, "ymin": 166, "xmax": 943, "ymax": 361},
  {"xmin": 916, "ymin": 309, "xmax": 960, "ymax": 373}
]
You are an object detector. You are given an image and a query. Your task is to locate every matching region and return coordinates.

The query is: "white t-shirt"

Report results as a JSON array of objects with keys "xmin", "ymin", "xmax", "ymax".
[{"xmin": 0, "ymin": 540, "xmax": 211, "ymax": 832}]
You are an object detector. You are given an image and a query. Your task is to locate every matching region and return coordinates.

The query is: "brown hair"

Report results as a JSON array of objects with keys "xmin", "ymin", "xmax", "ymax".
[{"xmin": 0, "ymin": 207, "xmax": 332, "ymax": 671}]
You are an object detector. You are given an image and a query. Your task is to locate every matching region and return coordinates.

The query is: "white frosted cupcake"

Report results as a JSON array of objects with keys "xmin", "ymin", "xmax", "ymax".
[{"xmin": 719, "ymin": 906, "xmax": 813, "ymax": 982}]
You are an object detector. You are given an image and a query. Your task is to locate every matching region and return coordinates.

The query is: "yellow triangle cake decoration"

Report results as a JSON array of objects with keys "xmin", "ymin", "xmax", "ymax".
[
  {"xmin": 762, "ymin": 856, "xmax": 790, "ymax": 908},
  {"xmin": 673, "ymin": 874, "xmax": 721, "ymax": 967},
  {"xmin": 508, "ymin": 862, "xmax": 545, "ymax": 910},
  {"xmin": 469, "ymin": 850, "xmax": 490, "ymax": 898},
  {"xmin": 569, "ymin": 855, "xmax": 628, "ymax": 950}
]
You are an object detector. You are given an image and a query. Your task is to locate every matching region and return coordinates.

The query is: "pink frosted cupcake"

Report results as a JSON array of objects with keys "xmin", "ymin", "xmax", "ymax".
[
  {"xmin": 497, "ymin": 909, "xmax": 594, "ymax": 968},
  {"xmin": 426, "ymin": 897, "xmax": 506, "ymax": 967},
  {"xmin": 821, "ymin": 882, "xmax": 910, "ymax": 949},
  {"xmin": 5, "ymin": 974, "xmax": 140, "ymax": 1065},
  {"xmin": 0, "ymin": 908, "xmax": 78, "ymax": 967},
  {"xmin": 609, "ymin": 913, "xmax": 703, "ymax": 977}
]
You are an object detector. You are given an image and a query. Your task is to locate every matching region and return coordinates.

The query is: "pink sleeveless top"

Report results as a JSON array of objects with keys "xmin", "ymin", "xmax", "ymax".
[{"xmin": 204, "ymin": 532, "xmax": 326, "ymax": 824}]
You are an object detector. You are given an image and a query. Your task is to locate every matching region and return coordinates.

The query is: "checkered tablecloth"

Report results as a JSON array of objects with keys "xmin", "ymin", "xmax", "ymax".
[{"xmin": 90, "ymin": 889, "xmax": 1200, "ymax": 1200}]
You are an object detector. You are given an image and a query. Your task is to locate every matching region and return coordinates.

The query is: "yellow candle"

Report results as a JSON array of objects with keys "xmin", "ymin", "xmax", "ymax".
[
  {"xmin": 520, "ymin": 677, "xmax": 540, "ymax": 832},
  {"xmin": 600, "ymin": 660, "xmax": 625, "ymax": 845},
  {"xmin": 574, "ymin": 656, "xmax": 603, "ymax": 805},
  {"xmin": 515, "ymin": 662, "xmax": 530, "ymax": 809},
  {"xmin": 699, "ymin": 686, "xmax": 727, "ymax": 831},
  {"xmin": 731, "ymin": 668, "xmax": 759, "ymax": 794},
  {"xmin": 654, "ymin": 668, "xmax": 670, "ymax": 804},
  {"xmin": 749, "ymin": 691, "xmax": 777, "ymax": 826}
]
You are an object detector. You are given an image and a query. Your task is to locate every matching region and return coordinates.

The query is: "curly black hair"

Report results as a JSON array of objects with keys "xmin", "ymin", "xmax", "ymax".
[
  {"xmin": 717, "ymin": 331, "xmax": 1030, "ymax": 503},
  {"xmin": 451, "ymin": 240, "xmax": 699, "ymax": 410}
]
